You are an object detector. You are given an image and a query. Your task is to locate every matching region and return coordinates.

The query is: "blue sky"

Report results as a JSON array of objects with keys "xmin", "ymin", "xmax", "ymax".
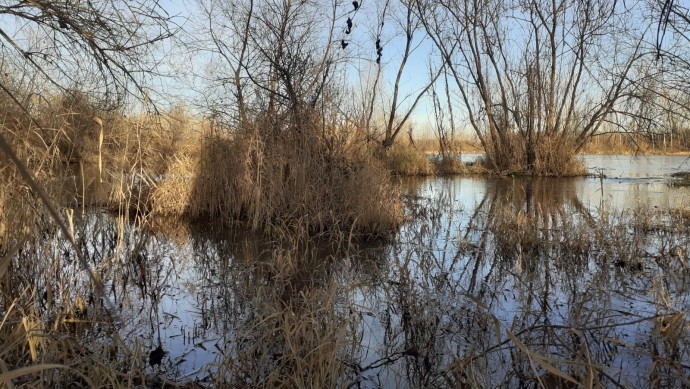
[{"xmin": 154, "ymin": 0, "xmax": 444, "ymax": 136}]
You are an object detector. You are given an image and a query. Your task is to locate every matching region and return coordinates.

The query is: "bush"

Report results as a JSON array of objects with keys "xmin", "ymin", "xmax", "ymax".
[
  {"xmin": 380, "ymin": 143, "xmax": 435, "ymax": 176},
  {"xmin": 433, "ymin": 155, "xmax": 464, "ymax": 175},
  {"xmin": 151, "ymin": 113, "xmax": 403, "ymax": 239}
]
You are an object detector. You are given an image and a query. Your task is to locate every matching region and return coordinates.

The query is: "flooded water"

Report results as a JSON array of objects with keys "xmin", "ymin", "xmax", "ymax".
[
  {"xmin": 7, "ymin": 155, "xmax": 690, "ymax": 387},
  {"xmin": 457, "ymin": 154, "xmax": 690, "ymax": 211}
]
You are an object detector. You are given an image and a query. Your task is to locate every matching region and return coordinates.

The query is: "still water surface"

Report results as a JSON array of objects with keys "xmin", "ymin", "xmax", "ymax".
[{"xmin": 49, "ymin": 155, "xmax": 690, "ymax": 386}]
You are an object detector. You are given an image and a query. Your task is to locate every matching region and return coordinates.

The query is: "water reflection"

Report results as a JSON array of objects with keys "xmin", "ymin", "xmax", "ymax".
[
  {"xmin": 3, "ymin": 158, "xmax": 690, "ymax": 387},
  {"xmin": 458, "ymin": 154, "xmax": 690, "ymax": 211},
  {"xmin": 357, "ymin": 175, "xmax": 690, "ymax": 387}
]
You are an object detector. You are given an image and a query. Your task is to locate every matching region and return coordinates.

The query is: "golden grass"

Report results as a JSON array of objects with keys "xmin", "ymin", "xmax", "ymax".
[
  {"xmin": 2, "ymin": 89, "xmax": 404, "ymax": 241},
  {"xmin": 472, "ymin": 133, "xmax": 589, "ymax": 176},
  {"xmin": 433, "ymin": 156, "xmax": 464, "ymax": 175},
  {"xmin": 379, "ymin": 142, "xmax": 435, "ymax": 176},
  {"xmin": 150, "ymin": 116, "xmax": 403, "ymax": 238},
  {"xmin": 582, "ymin": 132, "xmax": 690, "ymax": 155}
]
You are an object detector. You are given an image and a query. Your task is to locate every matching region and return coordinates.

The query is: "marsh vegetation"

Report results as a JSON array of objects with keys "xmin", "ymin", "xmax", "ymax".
[
  {"xmin": 2, "ymin": 157, "xmax": 690, "ymax": 387},
  {"xmin": 1, "ymin": 0, "xmax": 690, "ymax": 388}
]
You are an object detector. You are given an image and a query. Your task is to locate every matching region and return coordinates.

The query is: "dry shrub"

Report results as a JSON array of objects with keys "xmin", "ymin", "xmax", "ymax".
[
  {"xmin": 433, "ymin": 155, "xmax": 464, "ymax": 175},
  {"xmin": 151, "ymin": 113, "xmax": 403, "ymax": 238},
  {"xmin": 148, "ymin": 152, "xmax": 199, "ymax": 217},
  {"xmin": 0, "ymin": 193, "xmax": 31, "ymax": 257},
  {"xmin": 341, "ymin": 160, "xmax": 403, "ymax": 234},
  {"xmin": 3, "ymin": 87, "xmax": 397, "ymax": 238},
  {"xmin": 36, "ymin": 92, "xmax": 114, "ymax": 164},
  {"xmin": 0, "ymin": 89, "xmax": 202, "ymax": 219},
  {"xmin": 414, "ymin": 136, "xmax": 483, "ymax": 154},
  {"xmin": 0, "ymin": 171, "xmax": 47, "ymax": 261},
  {"xmin": 479, "ymin": 131, "xmax": 525, "ymax": 174},
  {"xmin": 532, "ymin": 136, "xmax": 588, "ymax": 176},
  {"xmin": 380, "ymin": 142, "xmax": 435, "ymax": 176},
  {"xmin": 483, "ymin": 133, "xmax": 588, "ymax": 176}
]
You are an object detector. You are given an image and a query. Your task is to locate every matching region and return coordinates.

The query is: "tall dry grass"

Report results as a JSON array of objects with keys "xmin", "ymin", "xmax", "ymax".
[
  {"xmin": 414, "ymin": 133, "xmax": 590, "ymax": 176},
  {"xmin": 151, "ymin": 112, "xmax": 403, "ymax": 239},
  {"xmin": 377, "ymin": 142, "xmax": 435, "ymax": 176},
  {"xmin": 476, "ymin": 133, "xmax": 588, "ymax": 176},
  {"xmin": 0, "ymin": 91, "xmax": 402, "ymax": 386},
  {"xmin": 583, "ymin": 132, "xmax": 690, "ymax": 155},
  {"xmin": 414, "ymin": 135, "xmax": 484, "ymax": 155}
]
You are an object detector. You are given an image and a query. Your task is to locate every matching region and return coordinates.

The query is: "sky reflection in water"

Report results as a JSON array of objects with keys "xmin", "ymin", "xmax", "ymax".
[{"xmin": 60, "ymin": 155, "xmax": 690, "ymax": 387}]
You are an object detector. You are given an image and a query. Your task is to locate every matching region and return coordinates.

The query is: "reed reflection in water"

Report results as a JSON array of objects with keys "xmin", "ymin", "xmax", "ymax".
[
  {"xmin": 1, "ymin": 174, "xmax": 689, "ymax": 387},
  {"xmin": 352, "ymin": 176, "xmax": 690, "ymax": 387}
]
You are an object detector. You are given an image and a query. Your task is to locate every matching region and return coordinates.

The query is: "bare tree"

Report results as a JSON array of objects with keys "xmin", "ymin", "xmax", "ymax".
[
  {"xmin": 198, "ymin": 0, "xmax": 341, "ymax": 131},
  {"xmin": 656, "ymin": 0, "xmax": 690, "ymax": 56},
  {"xmin": 644, "ymin": 0, "xmax": 690, "ymax": 148},
  {"xmin": 430, "ymin": 63, "xmax": 460, "ymax": 159},
  {"xmin": 0, "ymin": 0, "xmax": 175, "ymax": 108},
  {"xmin": 379, "ymin": 0, "xmax": 445, "ymax": 148},
  {"xmin": 417, "ymin": 0, "xmax": 650, "ymax": 175}
]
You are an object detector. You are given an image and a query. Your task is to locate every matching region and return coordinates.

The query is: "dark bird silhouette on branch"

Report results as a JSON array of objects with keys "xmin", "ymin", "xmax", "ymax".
[
  {"xmin": 346, "ymin": 17, "xmax": 353, "ymax": 34},
  {"xmin": 352, "ymin": 1, "xmax": 359, "ymax": 10},
  {"xmin": 341, "ymin": 40, "xmax": 349, "ymax": 49}
]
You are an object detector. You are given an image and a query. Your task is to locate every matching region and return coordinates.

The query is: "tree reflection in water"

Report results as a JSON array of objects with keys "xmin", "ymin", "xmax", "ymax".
[
  {"xmin": 353, "ymin": 177, "xmax": 690, "ymax": 388},
  {"xmin": 2, "ymin": 177, "xmax": 688, "ymax": 387}
]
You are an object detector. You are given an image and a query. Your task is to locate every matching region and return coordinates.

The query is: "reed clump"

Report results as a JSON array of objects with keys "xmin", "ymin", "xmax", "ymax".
[
  {"xmin": 152, "ymin": 112, "xmax": 403, "ymax": 238},
  {"xmin": 480, "ymin": 133, "xmax": 588, "ymax": 176},
  {"xmin": 379, "ymin": 142, "xmax": 435, "ymax": 176},
  {"xmin": 433, "ymin": 155, "xmax": 465, "ymax": 175},
  {"xmin": 0, "ymin": 89, "xmax": 202, "ymax": 218},
  {"xmin": 1, "ymin": 87, "xmax": 402, "ymax": 255}
]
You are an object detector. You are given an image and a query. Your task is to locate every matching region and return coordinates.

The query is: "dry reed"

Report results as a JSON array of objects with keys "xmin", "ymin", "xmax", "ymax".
[
  {"xmin": 151, "ymin": 113, "xmax": 403, "ymax": 239},
  {"xmin": 379, "ymin": 142, "xmax": 435, "ymax": 176}
]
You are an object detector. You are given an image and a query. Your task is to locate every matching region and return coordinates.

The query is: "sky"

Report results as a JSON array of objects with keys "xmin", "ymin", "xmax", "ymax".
[
  {"xmin": 2, "ymin": 0, "xmax": 682, "ymax": 138},
  {"xmin": 153, "ymin": 0, "xmax": 446, "ymax": 137}
]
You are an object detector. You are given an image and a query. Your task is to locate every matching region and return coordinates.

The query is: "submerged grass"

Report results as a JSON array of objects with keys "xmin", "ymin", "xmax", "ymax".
[
  {"xmin": 670, "ymin": 171, "xmax": 690, "ymax": 187},
  {"xmin": 212, "ymin": 247, "xmax": 356, "ymax": 388},
  {"xmin": 1, "ymin": 180, "xmax": 690, "ymax": 387},
  {"xmin": 395, "ymin": 183, "xmax": 690, "ymax": 388}
]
